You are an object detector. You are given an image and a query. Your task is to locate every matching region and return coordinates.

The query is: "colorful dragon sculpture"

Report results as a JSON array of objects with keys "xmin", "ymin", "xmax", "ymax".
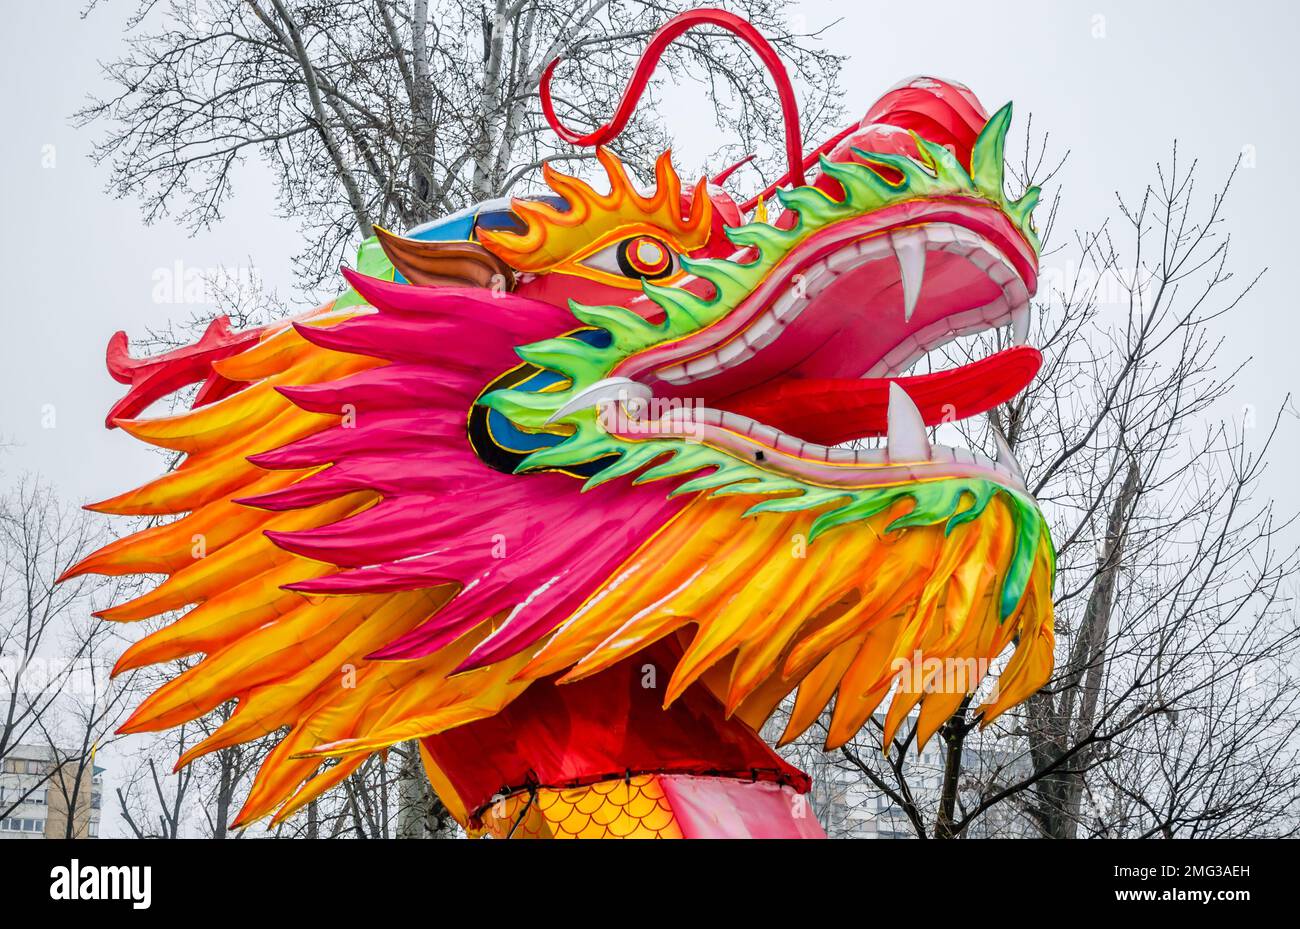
[{"xmin": 65, "ymin": 9, "xmax": 1054, "ymax": 838}]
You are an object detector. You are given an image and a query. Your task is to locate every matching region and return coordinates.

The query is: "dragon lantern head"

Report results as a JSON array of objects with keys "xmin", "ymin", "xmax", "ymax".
[{"xmin": 68, "ymin": 9, "xmax": 1054, "ymax": 837}]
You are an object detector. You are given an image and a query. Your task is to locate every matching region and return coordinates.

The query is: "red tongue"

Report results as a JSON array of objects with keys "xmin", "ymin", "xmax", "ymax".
[{"xmin": 722, "ymin": 346, "xmax": 1042, "ymax": 447}]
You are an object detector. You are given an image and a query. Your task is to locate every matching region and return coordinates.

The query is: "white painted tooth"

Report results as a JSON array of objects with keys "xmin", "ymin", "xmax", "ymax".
[
  {"xmin": 915, "ymin": 319, "xmax": 951, "ymax": 348},
  {"xmin": 890, "ymin": 228, "xmax": 926, "ymax": 322},
  {"xmin": 774, "ymin": 432, "xmax": 805, "ymax": 456},
  {"xmin": 773, "ymin": 287, "xmax": 806, "ymax": 322},
  {"xmin": 923, "ymin": 223, "xmax": 958, "ymax": 245},
  {"xmin": 547, "ymin": 377, "xmax": 651, "ymax": 423},
  {"xmin": 743, "ymin": 310, "xmax": 781, "ymax": 349},
  {"xmin": 857, "ymin": 236, "xmax": 892, "ymax": 261},
  {"xmin": 826, "ymin": 247, "xmax": 860, "ymax": 274},
  {"xmin": 1004, "ymin": 278, "xmax": 1030, "ymax": 306},
  {"xmin": 718, "ymin": 411, "xmax": 750, "ymax": 432},
  {"xmin": 1011, "ymin": 302, "xmax": 1031, "ymax": 345},
  {"xmin": 886, "ymin": 382, "xmax": 931, "ymax": 462},
  {"xmin": 965, "ymin": 247, "xmax": 998, "ymax": 272},
  {"xmin": 853, "ymin": 447, "xmax": 888, "ymax": 465},
  {"xmin": 993, "ymin": 427, "xmax": 1026, "ymax": 483},
  {"xmin": 715, "ymin": 338, "xmax": 754, "ymax": 366},
  {"xmin": 800, "ymin": 261, "xmax": 835, "ymax": 293},
  {"xmin": 987, "ymin": 261, "xmax": 1016, "ymax": 285},
  {"xmin": 948, "ymin": 307, "xmax": 988, "ymax": 333},
  {"xmin": 745, "ymin": 421, "xmax": 781, "ymax": 446},
  {"xmin": 685, "ymin": 354, "xmax": 717, "ymax": 377},
  {"xmin": 979, "ymin": 295, "xmax": 1012, "ymax": 323},
  {"xmin": 890, "ymin": 350, "xmax": 924, "ymax": 378}
]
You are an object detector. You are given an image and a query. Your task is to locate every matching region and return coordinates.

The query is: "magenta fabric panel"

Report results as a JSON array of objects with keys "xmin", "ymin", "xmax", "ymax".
[{"xmin": 660, "ymin": 775, "xmax": 827, "ymax": 839}]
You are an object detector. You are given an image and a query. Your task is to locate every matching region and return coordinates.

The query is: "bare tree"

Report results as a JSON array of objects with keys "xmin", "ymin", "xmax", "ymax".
[
  {"xmin": 33, "ymin": 620, "xmax": 139, "ymax": 838},
  {"xmin": 115, "ymin": 686, "xmax": 461, "ymax": 838},
  {"xmin": 778, "ymin": 143, "xmax": 1300, "ymax": 839},
  {"xmin": 77, "ymin": 0, "xmax": 844, "ymax": 293},
  {"xmin": 0, "ymin": 479, "xmax": 134, "ymax": 820},
  {"xmin": 116, "ymin": 726, "xmax": 194, "ymax": 839},
  {"xmin": 115, "ymin": 688, "xmax": 276, "ymax": 839}
]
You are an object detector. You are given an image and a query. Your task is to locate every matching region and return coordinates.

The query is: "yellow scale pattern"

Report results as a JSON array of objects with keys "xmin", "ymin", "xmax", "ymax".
[{"xmin": 472, "ymin": 775, "xmax": 683, "ymax": 839}]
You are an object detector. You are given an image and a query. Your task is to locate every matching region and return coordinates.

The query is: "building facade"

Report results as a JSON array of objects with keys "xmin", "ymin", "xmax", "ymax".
[
  {"xmin": 771, "ymin": 709, "xmax": 1038, "ymax": 838},
  {"xmin": 0, "ymin": 745, "xmax": 103, "ymax": 839}
]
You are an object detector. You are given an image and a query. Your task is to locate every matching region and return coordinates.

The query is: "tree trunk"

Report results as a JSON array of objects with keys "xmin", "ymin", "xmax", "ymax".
[
  {"xmin": 1030, "ymin": 459, "xmax": 1141, "ymax": 838},
  {"xmin": 395, "ymin": 741, "xmax": 458, "ymax": 838}
]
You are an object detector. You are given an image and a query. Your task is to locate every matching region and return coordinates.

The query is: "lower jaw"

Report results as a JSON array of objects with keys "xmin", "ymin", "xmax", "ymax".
[
  {"xmin": 605, "ymin": 386, "xmax": 1030, "ymax": 493},
  {"xmin": 608, "ymin": 414, "xmax": 1025, "ymax": 492}
]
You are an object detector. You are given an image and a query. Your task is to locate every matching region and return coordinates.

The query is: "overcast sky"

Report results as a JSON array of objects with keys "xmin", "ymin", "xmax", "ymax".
[{"xmin": 1, "ymin": 0, "xmax": 1296, "ymax": 836}]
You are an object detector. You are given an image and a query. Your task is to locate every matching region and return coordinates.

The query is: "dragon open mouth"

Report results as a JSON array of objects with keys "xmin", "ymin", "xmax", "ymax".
[{"xmin": 567, "ymin": 202, "xmax": 1040, "ymax": 492}]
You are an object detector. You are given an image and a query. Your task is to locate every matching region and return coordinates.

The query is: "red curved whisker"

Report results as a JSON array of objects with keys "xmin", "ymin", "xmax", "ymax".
[{"xmin": 540, "ymin": 9, "xmax": 808, "ymax": 190}]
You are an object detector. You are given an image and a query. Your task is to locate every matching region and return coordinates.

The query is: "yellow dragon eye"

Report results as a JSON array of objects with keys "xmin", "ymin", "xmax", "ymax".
[{"xmin": 581, "ymin": 234, "xmax": 679, "ymax": 281}]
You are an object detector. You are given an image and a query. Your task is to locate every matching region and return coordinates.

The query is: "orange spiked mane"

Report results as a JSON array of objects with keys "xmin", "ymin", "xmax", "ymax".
[{"xmin": 478, "ymin": 147, "xmax": 713, "ymax": 272}]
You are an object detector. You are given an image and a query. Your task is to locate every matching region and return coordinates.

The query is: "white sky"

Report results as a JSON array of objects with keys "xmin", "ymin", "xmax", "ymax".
[{"xmin": 1, "ymin": 0, "xmax": 1297, "ymax": 836}]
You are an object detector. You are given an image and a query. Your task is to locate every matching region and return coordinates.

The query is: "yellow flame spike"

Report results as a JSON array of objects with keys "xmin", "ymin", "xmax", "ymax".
[
  {"xmin": 795, "ymin": 563, "xmax": 925, "ymax": 698},
  {"xmin": 87, "ymin": 453, "xmax": 300, "ymax": 518},
  {"xmin": 653, "ymin": 151, "xmax": 684, "ymax": 206},
  {"xmin": 97, "ymin": 492, "xmax": 369, "ymax": 622},
  {"xmin": 729, "ymin": 661, "xmax": 806, "ymax": 732},
  {"xmin": 67, "ymin": 471, "xmax": 305, "ymax": 581},
  {"xmin": 113, "ymin": 562, "xmax": 331, "ymax": 674},
  {"xmin": 174, "ymin": 588, "xmax": 451, "ymax": 770},
  {"xmin": 914, "ymin": 687, "xmax": 969, "ymax": 752},
  {"xmin": 977, "ymin": 553, "xmax": 1056, "ymax": 725},
  {"xmin": 928, "ymin": 515, "xmax": 1008, "ymax": 656},
  {"xmin": 661, "ymin": 518, "xmax": 797, "ymax": 706},
  {"xmin": 544, "ymin": 496, "xmax": 772, "ymax": 684},
  {"xmin": 780, "ymin": 635, "xmax": 864, "ymax": 746},
  {"xmin": 311, "ymin": 641, "xmax": 534, "ymax": 757},
  {"xmin": 824, "ymin": 612, "xmax": 909, "ymax": 748},
  {"xmin": 211, "ymin": 311, "xmax": 341, "ymax": 381},
  {"xmin": 115, "ymin": 380, "xmax": 317, "ymax": 454},
  {"xmin": 723, "ymin": 533, "xmax": 859, "ymax": 715},
  {"xmin": 781, "ymin": 525, "xmax": 939, "ymax": 679},
  {"xmin": 125, "ymin": 586, "xmax": 434, "ymax": 736},
  {"xmin": 233, "ymin": 588, "xmax": 450, "ymax": 736},
  {"xmin": 268, "ymin": 754, "xmax": 369, "ymax": 827},
  {"xmin": 91, "ymin": 348, "xmax": 376, "ymax": 515},
  {"xmin": 232, "ymin": 649, "xmax": 454, "ymax": 827},
  {"xmin": 882, "ymin": 671, "xmax": 927, "ymax": 748},
  {"xmin": 119, "ymin": 595, "xmax": 373, "ymax": 734},
  {"xmin": 233, "ymin": 727, "xmax": 335, "ymax": 828}
]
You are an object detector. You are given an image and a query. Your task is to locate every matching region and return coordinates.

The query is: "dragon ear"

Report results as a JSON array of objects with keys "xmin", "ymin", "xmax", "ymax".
[{"xmin": 373, "ymin": 226, "xmax": 516, "ymax": 291}]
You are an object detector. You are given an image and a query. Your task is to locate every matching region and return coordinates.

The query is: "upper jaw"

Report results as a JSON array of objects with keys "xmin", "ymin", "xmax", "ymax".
[{"xmin": 612, "ymin": 197, "xmax": 1038, "ymax": 392}]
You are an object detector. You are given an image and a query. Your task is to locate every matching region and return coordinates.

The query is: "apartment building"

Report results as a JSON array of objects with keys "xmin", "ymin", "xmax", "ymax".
[
  {"xmin": 771, "ymin": 710, "xmax": 1038, "ymax": 838},
  {"xmin": 0, "ymin": 744, "xmax": 103, "ymax": 839}
]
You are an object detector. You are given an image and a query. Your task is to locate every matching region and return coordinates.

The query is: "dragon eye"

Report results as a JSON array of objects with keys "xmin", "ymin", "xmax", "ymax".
[{"xmin": 581, "ymin": 235, "xmax": 679, "ymax": 281}]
